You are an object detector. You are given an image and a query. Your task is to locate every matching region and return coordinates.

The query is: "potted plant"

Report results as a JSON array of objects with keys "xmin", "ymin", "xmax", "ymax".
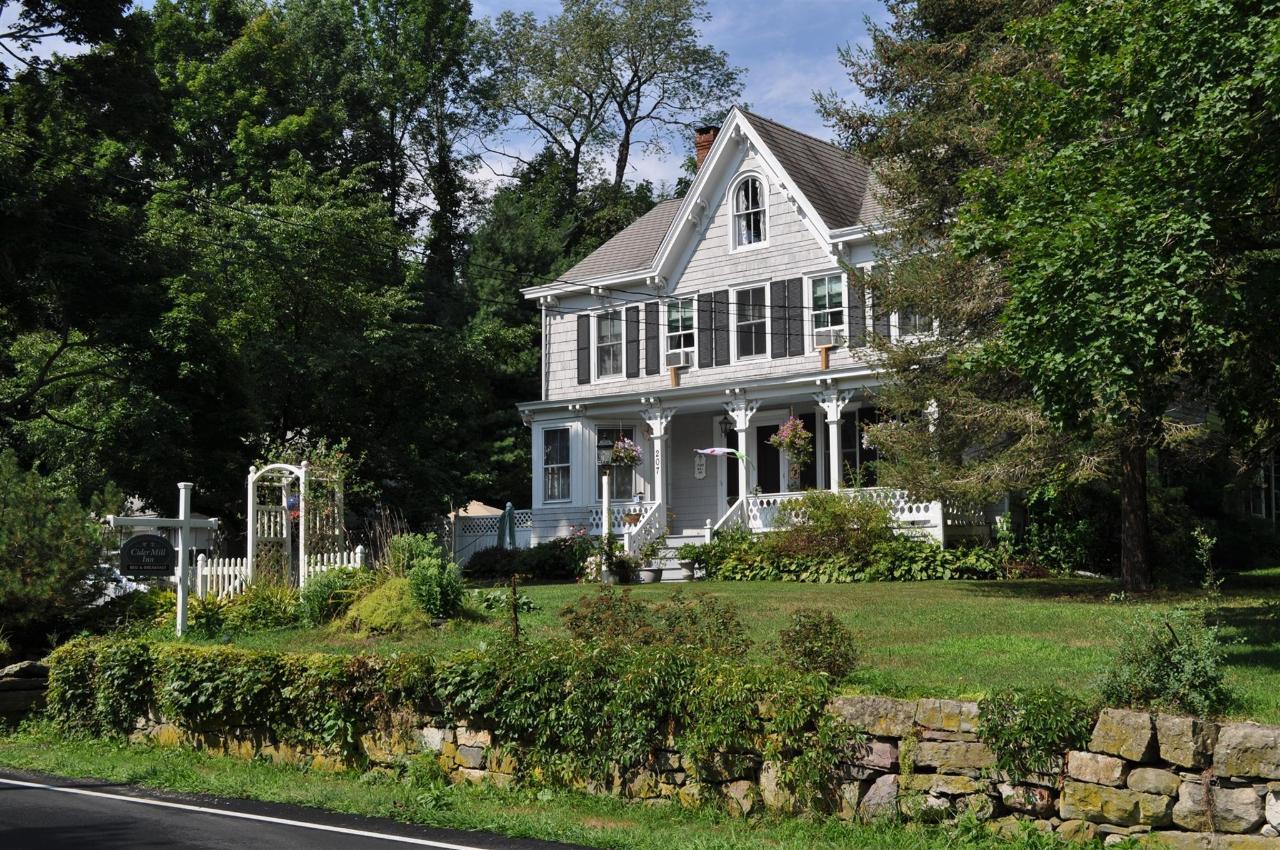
[
  {"xmin": 768, "ymin": 415, "xmax": 813, "ymax": 491},
  {"xmin": 609, "ymin": 436, "xmax": 643, "ymax": 468},
  {"xmin": 637, "ymin": 538, "xmax": 664, "ymax": 583}
]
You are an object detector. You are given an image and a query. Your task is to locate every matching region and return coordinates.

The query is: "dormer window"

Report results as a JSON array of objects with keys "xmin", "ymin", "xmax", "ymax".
[{"xmin": 732, "ymin": 175, "xmax": 766, "ymax": 247}]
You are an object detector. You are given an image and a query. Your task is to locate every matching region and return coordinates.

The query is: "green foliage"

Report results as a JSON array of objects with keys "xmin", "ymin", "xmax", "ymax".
[
  {"xmin": 81, "ymin": 587, "xmax": 175, "ymax": 637},
  {"xmin": 978, "ymin": 687, "xmax": 1096, "ymax": 784},
  {"xmin": 1101, "ymin": 606, "xmax": 1235, "ymax": 717},
  {"xmin": 0, "ymin": 453, "xmax": 107, "ymax": 650},
  {"xmin": 464, "ymin": 535, "xmax": 594, "ymax": 583},
  {"xmin": 469, "ymin": 588, "xmax": 537, "ymax": 615},
  {"xmin": 224, "ymin": 583, "xmax": 301, "ymax": 633},
  {"xmin": 770, "ymin": 491, "xmax": 894, "ymax": 560},
  {"xmin": 775, "ymin": 609, "xmax": 860, "ymax": 681},
  {"xmin": 384, "ymin": 533, "xmax": 444, "ymax": 577},
  {"xmin": 187, "ymin": 595, "xmax": 229, "ymax": 639},
  {"xmin": 299, "ymin": 569, "xmax": 369, "ymax": 627},
  {"xmin": 693, "ymin": 529, "xmax": 1004, "ymax": 584},
  {"xmin": 407, "ymin": 560, "xmax": 465, "ymax": 621},
  {"xmin": 342, "ymin": 577, "xmax": 431, "ymax": 636},
  {"xmin": 559, "ymin": 587, "xmax": 747, "ymax": 651}
]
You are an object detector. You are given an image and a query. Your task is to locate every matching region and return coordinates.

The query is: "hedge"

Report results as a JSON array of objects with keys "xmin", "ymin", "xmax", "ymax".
[{"xmin": 45, "ymin": 636, "xmax": 844, "ymax": 798}]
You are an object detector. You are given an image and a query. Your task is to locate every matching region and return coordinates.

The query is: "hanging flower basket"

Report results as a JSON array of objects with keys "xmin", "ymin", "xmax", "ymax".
[
  {"xmin": 769, "ymin": 415, "xmax": 813, "ymax": 482},
  {"xmin": 610, "ymin": 436, "xmax": 643, "ymax": 468}
]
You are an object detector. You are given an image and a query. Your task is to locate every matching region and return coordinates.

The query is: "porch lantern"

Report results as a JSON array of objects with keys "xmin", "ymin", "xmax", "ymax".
[
  {"xmin": 719, "ymin": 415, "xmax": 733, "ymax": 440},
  {"xmin": 596, "ymin": 434, "xmax": 615, "ymax": 467}
]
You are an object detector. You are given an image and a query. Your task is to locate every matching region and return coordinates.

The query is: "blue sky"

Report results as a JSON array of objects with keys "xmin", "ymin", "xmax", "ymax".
[{"xmin": 472, "ymin": 0, "xmax": 889, "ymax": 187}]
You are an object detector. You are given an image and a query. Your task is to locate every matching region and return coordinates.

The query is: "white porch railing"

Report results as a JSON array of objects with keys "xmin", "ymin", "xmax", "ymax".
[
  {"xmin": 622, "ymin": 501, "xmax": 665, "ymax": 556},
  {"xmin": 588, "ymin": 501, "xmax": 657, "ymax": 535},
  {"xmin": 705, "ymin": 497, "xmax": 747, "ymax": 543},
  {"xmin": 730, "ymin": 488, "xmax": 945, "ymax": 542},
  {"xmin": 451, "ymin": 511, "xmax": 533, "ymax": 566}
]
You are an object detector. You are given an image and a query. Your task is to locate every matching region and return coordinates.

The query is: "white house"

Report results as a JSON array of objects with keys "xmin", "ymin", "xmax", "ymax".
[{"xmin": 516, "ymin": 107, "xmax": 989, "ymax": 572}]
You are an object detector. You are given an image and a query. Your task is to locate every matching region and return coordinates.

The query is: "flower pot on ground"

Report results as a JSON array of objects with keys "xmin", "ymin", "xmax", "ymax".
[
  {"xmin": 639, "ymin": 564, "xmax": 661, "ymax": 583},
  {"xmin": 679, "ymin": 560, "xmax": 696, "ymax": 581}
]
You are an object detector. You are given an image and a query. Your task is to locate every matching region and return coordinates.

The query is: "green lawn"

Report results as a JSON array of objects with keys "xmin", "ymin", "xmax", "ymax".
[
  {"xmin": 174, "ymin": 568, "xmax": 1280, "ymax": 722},
  {"xmin": 0, "ymin": 725, "xmax": 1078, "ymax": 850}
]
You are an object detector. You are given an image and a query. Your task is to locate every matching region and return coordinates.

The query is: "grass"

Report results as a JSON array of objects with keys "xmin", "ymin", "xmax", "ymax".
[
  {"xmin": 0, "ymin": 723, "xmax": 1084, "ymax": 850},
  {"xmin": 159, "ymin": 568, "xmax": 1280, "ymax": 722}
]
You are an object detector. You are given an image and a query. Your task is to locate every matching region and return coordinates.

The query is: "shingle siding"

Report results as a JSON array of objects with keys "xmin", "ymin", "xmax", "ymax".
[{"xmin": 544, "ymin": 149, "xmax": 879, "ymax": 402}]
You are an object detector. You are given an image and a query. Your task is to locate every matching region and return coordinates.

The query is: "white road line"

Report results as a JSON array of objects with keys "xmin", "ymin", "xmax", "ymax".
[{"xmin": 0, "ymin": 777, "xmax": 497, "ymax": 849}]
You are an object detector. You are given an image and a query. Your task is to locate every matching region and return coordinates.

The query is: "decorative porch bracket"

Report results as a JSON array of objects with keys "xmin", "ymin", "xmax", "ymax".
[
  {"xmin": 723, "ymin": 393, "xmax": 759, "ymax": 500},
  {"xmin": 814, "ymin": 387, "xmax": 854, "ymax": 492},
  {"xmin": 640, "ymin": 399, "xmax": 676, "ymax": 520}
]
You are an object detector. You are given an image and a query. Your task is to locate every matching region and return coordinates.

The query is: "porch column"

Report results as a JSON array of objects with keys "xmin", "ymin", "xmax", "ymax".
[
  {"xmin": 641, "ymin": 400, "xmax": 676, "ymax": 512},
  {"xmin": 815, "ymin": 388, "xmax": 853, "ymax": 492},
  {"xmin": 724, "ymin": 394, "xmax": 759, "ymax": 501}
]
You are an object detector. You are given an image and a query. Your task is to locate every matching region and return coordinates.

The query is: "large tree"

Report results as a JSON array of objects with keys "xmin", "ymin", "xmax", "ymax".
[
  {"xmin": 481, "ymin": 0, "xmax": 741, "ymax": 193},
  {"xmin": 953, "ymin": 0, "xmax": 1280, "ymax": 589}
]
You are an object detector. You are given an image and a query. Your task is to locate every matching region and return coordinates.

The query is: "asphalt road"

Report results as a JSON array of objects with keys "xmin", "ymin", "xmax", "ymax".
[{"xmin": 0, "ymin": 768, "xmax": 589, "ymax": 850}]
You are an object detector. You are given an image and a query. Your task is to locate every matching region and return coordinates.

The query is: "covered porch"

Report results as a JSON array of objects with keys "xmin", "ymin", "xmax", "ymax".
[{"xmin": 525, "ymin": 378, "xmax": 993, "ymax": 560}]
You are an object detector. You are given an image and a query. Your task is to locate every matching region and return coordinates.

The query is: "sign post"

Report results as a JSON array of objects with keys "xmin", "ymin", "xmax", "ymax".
[{"xmin": 108, "ymin": 482, "xmax": 219, "ymax": 637}]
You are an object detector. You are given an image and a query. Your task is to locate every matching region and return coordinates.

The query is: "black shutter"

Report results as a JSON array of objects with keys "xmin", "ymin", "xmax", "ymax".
[
  {"xmin": 786, "ymin": 277, "xmax": 805, "ymax": 356},
  {"xmin": 697, "ymin": 292, "xmax": 713, "ymax": 368},
  {"xmin": 624, "ymin": 306, "xmax": 640, "ymax": 377},
  {"xmin": 847, "ymin": 277, "xmax": 867, "ymax": 347},
  {"xmin": 644, "ymin": 300, "xmax": 660, "ymax": 375},
  {"xmin": 713, "ymin": 289, "xmax": 730, "ymax": 366},
  {"xmin": 576, "ymin": 314, "xmax": 591, "ymax": 384},
  {"xmin": 769, "ymin": 280, "xmax": 787, "ymax": 360}
]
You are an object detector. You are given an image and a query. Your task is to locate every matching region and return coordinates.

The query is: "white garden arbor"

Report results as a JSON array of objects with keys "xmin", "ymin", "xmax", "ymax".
[{"xmin": 246, "ymin": 461, "xmax": 347, "ymax": 587}]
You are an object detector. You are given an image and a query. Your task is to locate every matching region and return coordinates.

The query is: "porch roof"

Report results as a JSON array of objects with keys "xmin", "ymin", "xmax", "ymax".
[{"xmin": 518, "ymin": 365, "xmax": 883, "ymax": 418}]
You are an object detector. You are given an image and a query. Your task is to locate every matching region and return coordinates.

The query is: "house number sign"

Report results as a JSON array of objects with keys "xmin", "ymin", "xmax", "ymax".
[{"xmin": 694, "ymin": 453, "xmax": 707, "ymax": 480}]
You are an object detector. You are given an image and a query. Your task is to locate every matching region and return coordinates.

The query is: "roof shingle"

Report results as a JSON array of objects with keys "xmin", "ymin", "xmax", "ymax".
[{"xmin": 559, "ymin": 197, "xmax": 683, "ymax": 283}]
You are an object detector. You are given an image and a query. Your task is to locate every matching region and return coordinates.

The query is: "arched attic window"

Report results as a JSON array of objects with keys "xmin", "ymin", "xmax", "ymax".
[{"xmin": 732, "ymin": 175, "xmax": 766, "ymax": 247}]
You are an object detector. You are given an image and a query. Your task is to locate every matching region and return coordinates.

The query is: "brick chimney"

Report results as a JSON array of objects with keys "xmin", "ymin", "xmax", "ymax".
[{"xmin": 694, "ymin": 125, "xmax": 719, "ymax": 170}]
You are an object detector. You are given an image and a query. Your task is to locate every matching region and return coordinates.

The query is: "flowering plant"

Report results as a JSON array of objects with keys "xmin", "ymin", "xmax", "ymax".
[
  {"xmin": 768, "ymin": 415, "xmax": 813, "ymax": 471},
  {"xmin": 609, "ymin": 436, "xmax": 643, "ymax": 468}
]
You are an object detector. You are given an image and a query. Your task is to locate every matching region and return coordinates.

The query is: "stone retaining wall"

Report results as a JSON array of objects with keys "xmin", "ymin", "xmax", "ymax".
[
  {"xmin": 129, "ymin": 695, "xmax": 1280, "ymax": 846},
  {"xmin": 0, "ymin": 661, "xmax": 47, "ymax": 724}
]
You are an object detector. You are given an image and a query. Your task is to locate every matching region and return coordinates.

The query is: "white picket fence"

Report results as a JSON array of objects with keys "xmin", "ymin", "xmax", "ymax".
[{"xmin": 195, "ymin": 545, "xmax": 365, "ymax": 600}]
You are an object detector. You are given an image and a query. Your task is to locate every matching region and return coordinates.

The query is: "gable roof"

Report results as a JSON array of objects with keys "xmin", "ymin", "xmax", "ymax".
[
  {"xmin": 560, "ymin": 197, "xmax": 683, "ymax": 284},
  {"xmin": 738, "ymin": 110, "xmax": 876, "ymax": 231},
  {"xmin": 545, "ymin": 107, "xmax": 882, "ymax": 293}
]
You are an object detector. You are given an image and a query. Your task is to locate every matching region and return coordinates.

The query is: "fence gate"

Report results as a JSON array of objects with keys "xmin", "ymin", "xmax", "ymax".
[{"xmin": 246, "ymin": 461, "xmax": 345, "ymax": 587}]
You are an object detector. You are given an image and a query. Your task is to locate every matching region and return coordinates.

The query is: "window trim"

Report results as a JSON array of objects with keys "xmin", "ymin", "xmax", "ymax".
[
  {"xmin": 541, "ymin": 426, "xmax": 572, "ymax": 504},
  {"xmin": 664, "ymin": 296, "xmax": 696, "ymax": 366},
  {"xmin": 592, "ymin": 308, "xmax": 626, "ymax": 383},
  {"xmin": 727, "ymin": 171, "xmax": 769, "ymax": 252},
  {"xmin": 807, "ymin": 270, "xmax": 847, "ymax": 352},
  {"xmin": 892, "ymin": 308, "xmax": 936, "ymax": 342},
  {"xmin": 731, "ymin": 281, "xmax": 769, "ymax": 361}
]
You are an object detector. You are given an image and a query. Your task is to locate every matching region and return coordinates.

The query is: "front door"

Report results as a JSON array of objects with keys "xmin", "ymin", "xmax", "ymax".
[{"xmin": 755, "ymin": 425, "xmax": 781, "ymax": 494}]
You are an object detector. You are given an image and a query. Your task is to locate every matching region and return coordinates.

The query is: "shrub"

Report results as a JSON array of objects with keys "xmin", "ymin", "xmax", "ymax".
[
  {"xmin": 299, "ymin": 568, "xmax": 368, "ymax": 626},
  {"xmin": 465, "ymin": 536, "xmax": 594, "ymax": 583},
  {"xmin": 770, "ymin": 490, "xmax": 894, "ymax": 560},
  {"xmin": 83, "ymin": 587, "xmax": 176, "ymax": 636},
  {"xmin": 223, "ymin": 582, "xmax": 301, "ymax": 632},
  {"xmin": 560, "ymin": 587, "xmax": 746, "ymax": 651},
  {"xmin": 187, "ymin": 595, "xmax": 229, "ymax": 638},
  {"xmin": 776, "ymin": 609, "xmax": 860, "ymax": 680},
  {"xmin": 469, "ymin": 587, "xmax": 537, "ymax": 614},
  {"xmin": 407, "ymin": 559, "xmax": 464, "ymax": 620},
  {"xmin": 461, "ymin": 546, "xmax": 522, "ymax": 580},
  {"xmin": 0, "ymin": 452, "xmax": 109, "ymax": 651},
  {"xmin": 978, "ymin": 687, "xmax": 1096, "ymax": 783},
  {"xmin": 384, "ymin": 532, "xmax": 443, "ymax": 576},
  {"xmin": 342, "ymin": 577, "xmax": 431, "ymax": 635},
  {"xmin": 1101, "ymin": 606, "xmax": 1234, "ymax": 716}
]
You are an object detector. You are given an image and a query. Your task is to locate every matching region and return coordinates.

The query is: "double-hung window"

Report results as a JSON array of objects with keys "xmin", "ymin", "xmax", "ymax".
[
  {"xmin": 733, "ymin": 177, "xmax": 765, "ymax": 247},
  {"xmin": 596, "ymin": 310, "xmax": 623, "ymax": 378},
  {"xmin": 597, "ymin": 426, "xmax": 636, "ymax": 500},
  {"xmin": 666, "ymin": 297, "xmax": 695, "ymax": 356},
  {"xmin": 736, "ymin": 286, "xmax": 767, "ymax": 358},
  {"xmin": 542, "ymin": 428, "xmax": 571, "ymax": 502},
  {"xmin": 811, "ymin": 274, "xmax": 844, "ymax": 344},
  {"xmin": 898, "ymin": 308, "xmax": 932, "ymax": 338}
]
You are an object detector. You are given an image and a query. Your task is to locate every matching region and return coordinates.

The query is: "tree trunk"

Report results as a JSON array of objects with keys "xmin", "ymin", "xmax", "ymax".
[
  {"xmin": 613, "ymin": 124, "xmax": 632, "ymax": 189},
  {"xmin": 1119, "ymin": 442, "xmax": 1152, "ymax": 591}
]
